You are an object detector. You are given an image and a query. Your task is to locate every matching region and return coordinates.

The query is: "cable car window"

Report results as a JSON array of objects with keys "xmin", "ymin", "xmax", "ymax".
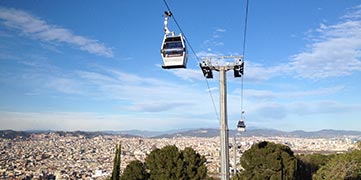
[
  {"xmin": 165, "ymin": 36, "xmax": 181, "ymax": 42},
  {"xmin": 163, "ymin": 41, "xmax": 183, "ymax": 49}
]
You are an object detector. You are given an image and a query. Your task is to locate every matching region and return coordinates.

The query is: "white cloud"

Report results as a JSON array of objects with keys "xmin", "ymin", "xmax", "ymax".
[
  {"xmin": 251, "ymin": 102, "xmax": 287, "ymax": 119},
  {"xmin": 199, "ymin": 28, "xmax": 227, "ymax": 55},
  {"xmin": 216, "ymin": 28, "xmax": 226, "ymax": 33},
  {"xmin": 231, "ymin": 5, "xmax": 361, "ymax": 81},
  {"xmin": 24, "ymin": 66, "xmax": 196, "ymax": 110},
  {"xmin": 196, "ymin": 51, "xmax": 223, "ymax": 58},
  {"xmin": 243, "ymin": 86, "xmax": 344, "ymax": 100},
  {"xmin": 2, "ymin": 63, "xmax": 360, "ymax": 131},
  {"xmin": 203, "ymin": 39, "xmax": 224, "ymax": 47},
  {"xmin": 0, "ymin": 111, "xmax": 188, "ymax": 131},
  {"xmin": 46, "ymin": 78, "xmax": 82, "ymax": 94},
  {"xmin": 167, "ymin": 68, "xmax": 204, "ymax": 81},
  {"xmin": 0, "ymin": 63, "xmax": 222, "ymax": 130},
  {"xmin": 290, "ymin": 6, "xmax": 361, "ymax": 79},
  {"xmin": 207, "ymin": 87, "xmax": 218, "ymax": 92},
  {"xmin": 0, "ymin": 7, "xmax": 113, "ymax": 57},
  {"xmin": 288, "ymin": 101, "xmax": 361, "ymax": 115},
  {"xmin": 244, "ymin": 61, "xmax": 291, "ymax": 81},
  {"xmin": 243, "ymin": 99, "xmax": 361, "ymax": 124},
  {"xmin": 212, "ymin": 28, "xmax": 226, "ymax": 38},
  {"xmin": 73, "ymin": 68, "xmax": 216, "ymax": 116},
  {"xmin": 126, "ymin": 102, "xmax": 191, "ymax": 112},
  {"xmin": 343, "ymin": 4, "xmax": 361, "ymax": 19}
]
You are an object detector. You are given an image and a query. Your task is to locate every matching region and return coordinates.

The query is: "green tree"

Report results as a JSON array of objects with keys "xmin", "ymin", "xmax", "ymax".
[
  {"xmin": 182, "ymin": 147, "xmax": 208, "ymax": 179},
  {"xmin": 145, "ymin": 145, "xmax": 210, "ymax": 180},
  {"xmin": 120, "ymin": 160, "xmax": 149, "ymax": 180},
  {"xmin": 313, "ymin": 150, "xmax": 361, "ymax": 180},
  {"xmin": 111, "ymin": 144, "xmax": 122, "ymax": 180},
  {"xmin": 235, "ymin": 141, "xmax": 297, "ymax": 180},
  {"xmin": 146, "ymin": 145, "xmax": 185, "ymax": 180},
  {"xmin": 296, "ymin": 153, "xmax": 333, "ymax": 179}
]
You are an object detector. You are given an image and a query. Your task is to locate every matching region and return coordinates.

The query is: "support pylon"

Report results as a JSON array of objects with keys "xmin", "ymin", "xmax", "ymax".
[{"xmin": 200, "ymin": 56, "xmax": 244, "ymax": 180}]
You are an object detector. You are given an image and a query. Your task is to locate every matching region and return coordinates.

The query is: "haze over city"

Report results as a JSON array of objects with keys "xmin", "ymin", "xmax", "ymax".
[{"xmin": 1, "ymin": 1, "xmax": 361, "ymax": 131}]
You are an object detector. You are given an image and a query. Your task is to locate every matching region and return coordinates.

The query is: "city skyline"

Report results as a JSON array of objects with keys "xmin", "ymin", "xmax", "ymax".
[{"xmin": 0, "ymin": 1, "xmax": 361, "ymax": 131}]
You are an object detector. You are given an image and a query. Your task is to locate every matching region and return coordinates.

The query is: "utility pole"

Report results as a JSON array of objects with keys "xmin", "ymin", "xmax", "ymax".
[
  {"xmin": 233, "ymin": 136, "xmax": 237, "ymax": 176},
  {"xmin": 200, "ymin": 56, "xmax": 244, "ymax": 180}
]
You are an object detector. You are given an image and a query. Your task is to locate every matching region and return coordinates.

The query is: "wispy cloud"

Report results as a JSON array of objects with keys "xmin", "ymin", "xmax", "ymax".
[
  {"xmin": 213, "ymin": 28, "xmax": 226, "ymax": 38},
  {"xmin": 126, "ymin": 102, "xmax": 191, "ymax": 112},
  {"xmin": 288, "ymin": 101, "xmax": 361, "ymax": 115},
  {"xmin": 203, "ymin": 39, "xmax": 224, "ymax": 47},
  {"xmin": 245, "ymin": 61, "xmax": 291, "ymax": 82},
  {"xmin": 251, "ymin": 102, "xmax": 287, "ymax": 119},
  {"xmin": 215, "ymin": 28, "xmax": 226, "ymax": 33},
  {"xmin": 72, "ymin": 68, "xmax": 214, "ymax": 114},
  {"xmin": 0, "ymin": 63, "xmax": 222, "ymax": 130},
  {"xmin": 200, "ymin": 28, "xmax": 226, "ymax": 55},
  {"xmin": 243, "ymin": 86, "xmax": 344, "ymax": 100},
  {"xmin": 245, "ymin": 99, "xmax": 361, "ymax": 122},
  {"xmin": 0, "ymin": 111, "xmax": 187, "ymax": 131},
  {"xmin": 196, "ymin": 51, "xmax": 223, "ymax": 58},
  {"xmin": 242, "ymin": 100, "xmax": 361, "ymax": 131},
  {"xmin": 289, "ymin": 5, "xmax": 361, "ymax": 79},
  {"xmin": 167, "ymin": 68, "xmax": 204, "ymax": 81},
  {"xmin": 46, "ymin": 78, "xmax": 82, "ymax": 94},
  {"xmin": 0, "ymin": 7, "xmax": 113, "ymax": 57},
  {"xmin": 343, "ymin": 4, "xmax": 361, "ymax": 19},
  {"xmin": 234, "ymin": 5, "xmax": 361, "ymax": 81},
  {"xmin": 229, "ymin": 6, "xmax": 361, "ymax": 81}
]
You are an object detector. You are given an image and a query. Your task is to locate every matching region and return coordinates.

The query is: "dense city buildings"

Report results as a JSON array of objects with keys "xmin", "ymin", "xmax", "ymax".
[{"xmin": 0, "ymin": 132, "xmax": 359, "ymax": 179}]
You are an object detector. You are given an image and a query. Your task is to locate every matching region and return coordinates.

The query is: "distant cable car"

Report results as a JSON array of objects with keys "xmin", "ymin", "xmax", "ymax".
[
  {"xmin": 237, "ymin": 120, "xmax": 246, "ymax": 132},
  {"xmin": 237, "ymin": 110, "xmax": 246, "ymax": 132},
  {"xmin": 160, "ymin": 11, "xmax": 188, "ymax": 69}
]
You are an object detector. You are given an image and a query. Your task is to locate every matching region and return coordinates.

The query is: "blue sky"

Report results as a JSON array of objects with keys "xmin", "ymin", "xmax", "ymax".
[{"xmin": 0, "ymin": 0, "xmax": 361, "ymax": 131}]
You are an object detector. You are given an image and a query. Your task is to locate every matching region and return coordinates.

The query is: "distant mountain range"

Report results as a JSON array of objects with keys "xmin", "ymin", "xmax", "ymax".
[
  {"xmin": 0, "ymin": 128, "xmax": 360, "ymax": 139},
  {"xmin": 154, "ymin": 128, "xmax": 361, "ymax": 138},
  {"xmin": 103, "ymin": 128, "xmax": 192, "ymax": 138},
  {"xmin": 0, "ymin": 130, "xmax": 141, "ymax": 139}
]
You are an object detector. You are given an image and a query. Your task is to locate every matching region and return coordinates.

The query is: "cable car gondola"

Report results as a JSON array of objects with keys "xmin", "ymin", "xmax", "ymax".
[
  {"xmin": 160, "ymin": 11, "xmax": 188, "ymax": 69},
  {"xmin": 237, "ymin": 120, "xmax": 246, "ymax": 132}
]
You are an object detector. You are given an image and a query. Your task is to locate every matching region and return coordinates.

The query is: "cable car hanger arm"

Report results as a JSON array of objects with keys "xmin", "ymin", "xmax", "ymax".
[{"xmin": 164, "ymin": 11, "xmax": 174, "ymax": 36}]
